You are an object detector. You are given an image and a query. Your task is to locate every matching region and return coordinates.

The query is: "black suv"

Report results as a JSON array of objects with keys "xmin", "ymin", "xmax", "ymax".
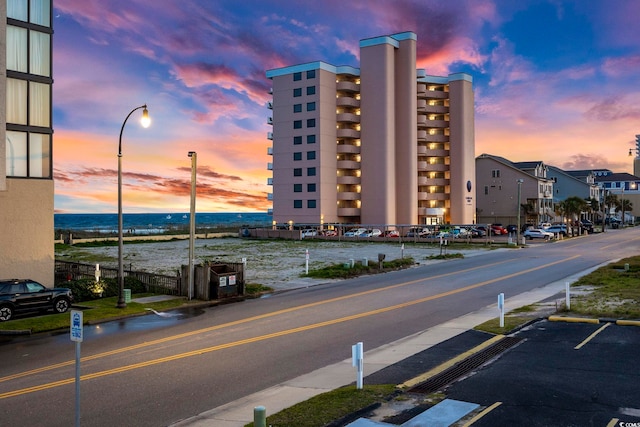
[{"xmin": 0, "ymin": 279, "xmax": 73, "ymax": 321}]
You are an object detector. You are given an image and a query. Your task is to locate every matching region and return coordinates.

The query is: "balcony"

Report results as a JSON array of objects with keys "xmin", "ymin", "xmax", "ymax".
[
  {"xmin": 267, "ymin": 117, "xmax": 273, "ymax": 125},
  {"xmin": 267, "ymin": 146, "xmax": 273, "ymax": 155},
  {"xmin": 418, "ymin": 177, "xmax": 449, "ymax": 186},
  {"xmin": 336, "ymin": 81, "xmax": 359, "ymax": 92},
  {"xmin": 267, "ymin": 177, "xmax": 273, "ymax": 185},
  {"xmin": 336, "ymin": 112, "xmax": 360, "ymax": 123},
  {"xmin": 337, "ymin": 207, "xmax": 361, "ymax": 217},
  {"xmin": 267, "ymin": 162, "xmax": 273, "ymax": 170},
  {"xmin": 266, "ymin": 101, "xmax": 273, "ymax": 109},
  {"xmin": 424, "ymin": 89, "xmax": 448, "ymax": 99},
  {"xmin": 337, "ymin": 160, "xmax": 360, "ymax": 170},
  {"xmin": 417, "ymin": 130, "xmax": 427, "ymax": 142},
  {"xmin": 267, "ymin": 193, "xmax": 273, "ymax": 201},
  {"xmin": 419, "ymin": 163, "xmax": 449, "ymax": 172},
  {"xmin": 424, "ymin": 133, "xmax": 449, "ymax": 143},
  {"xmin": 337, "ymin": 144, "xmax": 360, "ymax": 154},
  {"xmin": 267, "ymin": 131, "xmax": 273, "ymax": 140},
  {"xmin": 337, "ymin": 192, "xmax": 360, "ymax": 201},
  {"xmin": 424, "ymin": 148, "xmax": 449, "ymax": 157},
  {"xmin": 337, "ymin": 128, "xmax": 361, "ymax": 139},
  {"xmin": 418, "ymin": 192, "xmax": 448, "ymax": 201},
  {"xmin": 337, "ymin": 97, "xmax": 360, "ymax": 108},
  {"xmin": 426, "ymin": 119, "xmax": 449, "ymax": 128},
  {"xmin": 337, "ymin": 175, "xmax": 361, "ymax": 185},
  {"xmin": 424, "ymin": 104, "xmax": 448, "ymax": 114}
]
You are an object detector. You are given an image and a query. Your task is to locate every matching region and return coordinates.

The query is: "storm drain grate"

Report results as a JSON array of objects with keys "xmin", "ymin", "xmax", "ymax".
[{"xmin": 407, "ymin": 336, "xmax": 522, "ymax": 394}]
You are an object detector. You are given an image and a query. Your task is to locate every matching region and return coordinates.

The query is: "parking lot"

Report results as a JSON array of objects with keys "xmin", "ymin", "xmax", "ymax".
[{"xmin": 445, "ymin": 320, "xmax": 640, "ymax": 426}]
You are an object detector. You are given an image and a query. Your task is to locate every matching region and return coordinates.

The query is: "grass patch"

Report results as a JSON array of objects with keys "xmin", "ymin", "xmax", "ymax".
[
  {"xmin": 244, "ymin": 384, "xmax": 397, "ymax": 427},
  {"xmin": 0, "ymin": 295, "xmax": 193, "ymax": 334},
  {"xmin": 569, "ymin": 256, "xmax": 640, "ymax": 319},
  {"xmin": 305, "ymin": 258, "xmax": 415, "ymax": 279},
  {"xmin": 245, "ymin": 283, "xmax": 273, "ymax": 295},
  {"xmin": 474, "ymin": 315, "xmax": 534, "ymax": 335},
  {"xmin": 426, "ymin": 252, "xmax": 464, "ymax": 260}
]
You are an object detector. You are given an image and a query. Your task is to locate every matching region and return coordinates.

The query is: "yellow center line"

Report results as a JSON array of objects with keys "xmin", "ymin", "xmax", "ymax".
[
  {"xmin": 0, "ymin": 258, "xmax": 514, "ymax": 383},
  {"xmin": 0, "ymin": 255, "xmax": 579, "ymax": 400},
  {"xmin": 575, "ymin": 322, "xmax": 611, "ymax": 350}
]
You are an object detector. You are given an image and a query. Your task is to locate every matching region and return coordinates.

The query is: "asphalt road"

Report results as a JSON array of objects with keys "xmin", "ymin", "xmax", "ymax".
[{"xmin": 1, "ymin": 228, "xmax": 639, "ymax": 426}]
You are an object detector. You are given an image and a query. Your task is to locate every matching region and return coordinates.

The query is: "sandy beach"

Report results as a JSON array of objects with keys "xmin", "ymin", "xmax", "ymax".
[{"xmin": 57, "ymin": 237, "xmax": 495, "ymax": 290}]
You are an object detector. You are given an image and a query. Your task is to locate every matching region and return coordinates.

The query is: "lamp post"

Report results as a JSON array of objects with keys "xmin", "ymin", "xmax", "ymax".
[
  {"xmin": 117, "ymin": 105, "xmax": 150, "ymax": 308},
  {"xmin": 187, "ymin": 151, "xmax": 197, "ymax": 300},
  {"xmin": 516, "ymin": 179, "xmax": 524, "ymax": 245}
]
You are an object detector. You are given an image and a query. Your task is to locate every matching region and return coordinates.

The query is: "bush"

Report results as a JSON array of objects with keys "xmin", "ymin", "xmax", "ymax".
[{"xmin": 59, "ymin": 276, "xmax": 146, "ymax": 302}]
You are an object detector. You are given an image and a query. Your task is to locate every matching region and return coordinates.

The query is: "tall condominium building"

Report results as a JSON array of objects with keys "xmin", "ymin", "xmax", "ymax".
[
  {"xmin": 0, "ymin": 0, "xmax": 54, "ymax": 284},
  {"xmin": 266, "ymin": 32, "xmax": 475, "ymax": 227}
]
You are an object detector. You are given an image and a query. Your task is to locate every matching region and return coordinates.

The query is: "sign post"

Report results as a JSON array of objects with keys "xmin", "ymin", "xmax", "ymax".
[
  {"xmin": 70, "ymin": 310, "xmax": 83, "ymax": 427},
  {"xmin": 352, "ymin": 342, "xmax": 364, "ymax": 389},
  {"xmin": 498, "ymin": 293, "xmax": 505, "ymax": 328}
]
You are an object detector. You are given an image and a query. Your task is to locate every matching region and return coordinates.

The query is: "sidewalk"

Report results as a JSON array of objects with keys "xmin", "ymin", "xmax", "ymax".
[{"xmin": 171, "ymin": 267, "xmax": 597, "ymax": 427}]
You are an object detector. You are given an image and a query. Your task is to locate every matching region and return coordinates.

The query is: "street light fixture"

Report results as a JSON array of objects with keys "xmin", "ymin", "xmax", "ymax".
[{"xmin": 117, "ymin": 104, "xmax": 150, "ymax": 309}]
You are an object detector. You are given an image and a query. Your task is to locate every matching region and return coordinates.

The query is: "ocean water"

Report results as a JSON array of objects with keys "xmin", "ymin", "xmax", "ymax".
[{"xmin": 54, "ymin": 212, "xmax": 271, "ymax": 234}]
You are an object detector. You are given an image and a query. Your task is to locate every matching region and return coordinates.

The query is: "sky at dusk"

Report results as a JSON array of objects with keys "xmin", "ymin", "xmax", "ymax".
[{"xmin": 52, "ymin": 0, "xmax": 640, "ymax": 213}]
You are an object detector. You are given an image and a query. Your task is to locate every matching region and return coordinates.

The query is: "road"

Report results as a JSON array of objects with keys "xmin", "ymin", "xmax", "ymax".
[{"xmin": 0, "ymin": 228, "xmax": 638, "ymax": 426}]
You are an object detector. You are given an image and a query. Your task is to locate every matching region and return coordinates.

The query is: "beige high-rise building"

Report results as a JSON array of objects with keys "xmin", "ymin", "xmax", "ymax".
[
  {"xmin": 266, "ymin": 32, "xmax": 475, "ymax": 228},
  {"xmin": 0, "ymin": 1, "xmax": 54, "ymax": 285}
]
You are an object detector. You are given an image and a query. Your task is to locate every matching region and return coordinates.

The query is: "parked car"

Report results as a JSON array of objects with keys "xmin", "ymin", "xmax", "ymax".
[
  {"xmin": 358, "ymin": 228, "xmax": 382, "ymax": 237},
  {"xmin": 406, "ymin": 227, "xmax": 431, "ymax": 237},
  {"xmin": 523, "ymin": 228, "xmax": 554, "ymax": 240},
  {"xmin": 322, "ymin": 229, "xmax": 338, "ymax": 237},
  {"xmin": 0, "ymin": 279, "xmax": 73, "ymax": 321},
  {"xmin": 545, "ymin": 225, "xmax": 567, "ymax": 236},
  {"xmin": 300, "ymin": 228, "xmax": 317, "ymax": 237},
  {"xmin": 579, "ymin": 219, "xmax": 594, "ymax": 232},
  {"xmin": 491, "ymin": 225, "xmax": 508, "ymax": 235},
  {"xmin": 381, "ymin": 230, "xmax": 400, "ymax": 238},
  {"xmin": 344, "ymin": 228, "xmax": 367, "ymax": 237},
  {"xmin": 506, "ymin": 224, "xmax": 518, "ymax": 233},
  {"xmin": 469, "ymin": 228, "xmax": 486, "ymax": 238}
]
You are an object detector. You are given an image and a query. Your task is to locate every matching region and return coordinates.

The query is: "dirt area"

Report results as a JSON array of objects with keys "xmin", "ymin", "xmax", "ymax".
[{"xmin": 57, "ymin": 237, "xmax": 498, "ymax": 290}]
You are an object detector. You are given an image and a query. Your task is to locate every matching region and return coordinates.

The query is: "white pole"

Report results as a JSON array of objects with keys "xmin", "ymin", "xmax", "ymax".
[
  {"xmin": 352, "ymin": 342, "xmax": 364, "ymax": 389},
  {"xmin": 498, "ymin": 293, "xmax": 505, "ymax": 327},
  {"xmin": 305, "ymin": 249, "xmax": 309, "ymax": 275},
  {"xmin": 565, "ymin": 281, "xmax": 571, "ymax": 310}
]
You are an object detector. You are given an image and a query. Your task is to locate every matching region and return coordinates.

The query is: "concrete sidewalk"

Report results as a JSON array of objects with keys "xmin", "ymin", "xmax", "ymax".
[{"xmin": 171, "ymin": 268, "xmax": 596, "ymax": 427}]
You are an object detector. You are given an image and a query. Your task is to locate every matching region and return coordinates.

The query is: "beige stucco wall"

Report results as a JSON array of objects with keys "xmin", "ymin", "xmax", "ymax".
[
  {"xmin": 0, "ymin": 179, "xmax": 54, "ymax": 285},
  {"xmin": 448, "ymin": 77, "xmax": 476, "ymax": 224}
]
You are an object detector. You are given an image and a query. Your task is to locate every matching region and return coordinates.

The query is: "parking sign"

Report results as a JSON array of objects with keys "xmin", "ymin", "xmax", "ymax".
[{"xmin": 70, "ymin": 310, "xmax": 83, "ymax": 342}]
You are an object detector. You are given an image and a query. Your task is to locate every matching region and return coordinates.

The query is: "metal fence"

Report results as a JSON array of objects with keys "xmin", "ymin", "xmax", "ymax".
[{"xmin": 55, "ymin": 260, "xmax": 181, "ymax": 295}]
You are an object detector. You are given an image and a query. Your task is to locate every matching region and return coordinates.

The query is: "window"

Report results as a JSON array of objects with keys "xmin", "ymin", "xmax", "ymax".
[
  {"xmin": 307, "ymin": 151, "xmax": 316, "ymax": 160},
  {"xmin": 293, "ymin": 152, "xmax": 302, "ymax": 161},
  {"xmin": 29, "ymin": 133, "xmax": 50, "ymax": 177},
  {"xmin": 306, "ymin": 118, "xmax": 316, "ymax": 128},
  {"xmin": 293, "ymin": 72, "xmax": 302, "ymax": 81},
  {"xmin": 7, "ymin": 26, "xmax": 27, "ymax": 72},
  {"xmin": 293, "ymin": 168, "xmax": 302, "ymax": 176},
  {"xmin": 293, "ymin": 136, "xmax": 302, "ymax": 145},
  {"xmin": 30, "ymin": 0, "xmax": 51, "ymax": 26},
  {"xmin": 7, "ymin": 0, "xmax": 28, "ymax": 21},
  {"xmin": 294, "ymin": 184, "xmax": 302, "ymax": 192},
  {"xmin": 293, "ymin": 88, "xmax": 302, "ymax": 97},
  {"xmin": 30, "ymin": 81, "xmax": 50, "ymax": 127},
  {"xmin": 484, "ymin": 186, "xmax": 488, "ymax": 195},
  {"xmin": 293, "ymin": 104, "xmax": 302, "ymax": 113},
  {"xmin": 30, "ymin": 30, "xmax": 50, "ymax": 77},
  {"xmin": 307, "ymin": 135, "xmax": 316, "ymax": 144},
  {"xmin": 306, "ymin": 86, "xmax": 316, "ymax": 95},
  {"xmin": 293, "ymin": 120, "xmax": 302, "ymax": 129},
  {"xmin": 306, "ymin": 70, "xmax": 316, "ymax": 79},
  {"xmin": 294, "ymin": 200, "xmax": 302, "ymax": 209},
  {"xmin": 6, "ymin": 131, "xmax": 27, "ymax": 177},
  {"xmin": 307, "ymin": 200, "xmax": 317, "ymax": 209},
  {"xmin": 7, "ymin": 78, "xmax": 27, "ymax": 125},
  {"xmin": 306, "ymin": 102, "xmax": 316, "ymax": 111},
  {"xmin": 307, "ymin": 183, "xmax": 316, "ymax": 192},
  {"xmin": 491, "ymin": 169, "xmax": 500, "ymax": 178},
  {"xmin": 307, "ymin": 167, "xmax": 316, "ymax": 176},
  {"xmin": 5, "ymin": 131, "xmax": 50, "ymax": 178}
]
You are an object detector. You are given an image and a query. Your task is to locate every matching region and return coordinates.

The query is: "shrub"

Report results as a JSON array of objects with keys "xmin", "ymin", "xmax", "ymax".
[{"xmin": 58, "ymin": 276, "xmax": 146, "ymax": 302}]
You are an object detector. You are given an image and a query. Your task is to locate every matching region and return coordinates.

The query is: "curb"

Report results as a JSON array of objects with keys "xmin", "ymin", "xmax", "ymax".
[{"xmin": 548, "ymin": 315, "xmax": 599, "ymax": 324}]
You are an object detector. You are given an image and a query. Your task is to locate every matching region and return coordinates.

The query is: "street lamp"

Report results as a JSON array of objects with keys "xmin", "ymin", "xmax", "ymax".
[
  {"xmin": 187, "ymin": 151, "xmax": 197, "ymax": 301},
  {"xmin": 117, "ymin": 104, "xmax": 150, "ymax": 308},
  {"xmin": 516, "ymin": 179, "xmax": 524, "ymax": 245}
]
